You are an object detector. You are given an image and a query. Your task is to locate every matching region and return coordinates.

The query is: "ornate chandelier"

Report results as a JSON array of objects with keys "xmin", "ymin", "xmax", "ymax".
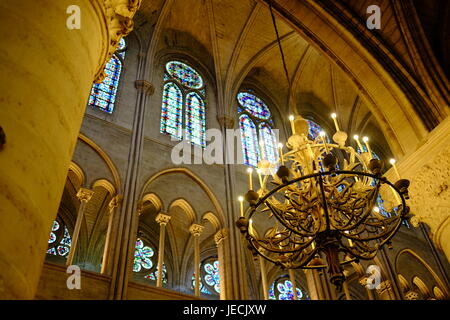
[{"xmin": 236, "ymin": 115, "xmax": 413, "ymax": 291}]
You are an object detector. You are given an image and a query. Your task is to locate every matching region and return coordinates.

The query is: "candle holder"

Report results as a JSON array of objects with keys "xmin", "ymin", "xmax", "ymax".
[{"xmin": 236, "ymin": 125, "xmax": 413, "ymax": 291}]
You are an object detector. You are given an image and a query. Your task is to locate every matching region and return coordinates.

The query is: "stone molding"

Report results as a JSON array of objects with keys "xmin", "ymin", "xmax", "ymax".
[
  {"xmin": 155, "ymin": 213, "xmax": 171, "ymax": 226},
  {"xmin": 214, "ymin": 228, "xmax": 228, "ymax": 245},
  {"xmin": 76, "ymin": 188, "xmax": 94, "ymax": 202},
  {"xmin": 189, "ymin": 224, "xmax": 205, "ymax": 237},
  {"xmin": 135, "ymin": 80, "xmax": 155, "ymax": 96}
]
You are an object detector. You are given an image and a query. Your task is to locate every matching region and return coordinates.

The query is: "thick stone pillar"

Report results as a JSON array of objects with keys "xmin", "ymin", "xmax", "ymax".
[
  {"xmin": 101, "ymin": 195, "xmax": 122, "ymax": 275},
  {"xmin": 66, "ymin": 188, "xmax": 94, "ymax": 266},
  {"xmin": 288, "ymin": 269, "xmax": 298, "ymax": 300},
  {"xmin": 0, "ymin": 0, "xmax": 140, "ymax": 299},
  {"xmin": 189, "ymin": 224, "xmax": 204, "ymax": 297}
]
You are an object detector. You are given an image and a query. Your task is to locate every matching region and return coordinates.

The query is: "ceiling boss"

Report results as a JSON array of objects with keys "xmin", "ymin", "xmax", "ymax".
[{"xmin": 236, "ymin": 114, "xmax": 413, "ymax": 291}]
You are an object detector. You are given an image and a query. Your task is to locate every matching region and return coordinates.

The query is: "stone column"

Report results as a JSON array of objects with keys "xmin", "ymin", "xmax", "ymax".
[
  {"xmin": 359, "ymin": 276, "xmax": 375, "ymax": 300},
  {"xmin": 189, "ymin": 224, "xmax": 205, "ymax": 297},
  {"xmin": 0, "ymin": 0, "xmax": 140, "ymax": 299},
  {"xmin": 66, "ymin": 188, "xmax": 94, "ymax": 266},
  {"xmin": 288, "ymin": 269, "xmax": 298, "ymax": 300},
  {"xmin": 109, "ymin": 80, "xmax": 154, "ymax": 299},
  {"xmin": 155, "ymin": 213, "xmax": 171, "ymax": 287},
  {"xmin": 101, "ymin": 195, "xmax": 122, "ymax": 275},
  {"xmin": 214, "ymin": 228, "xmax": 229, "ymax": 300},
  {"xmin": 376, "ymin": 280, "xmax": 396, "ymax": 300},
  {"xmin": 342, "ymin": 270, "xmax": 352, "ymax": 300},
  {"xmin": 258, "ymin": 256, "xmax": 269, "ymax": 300}
]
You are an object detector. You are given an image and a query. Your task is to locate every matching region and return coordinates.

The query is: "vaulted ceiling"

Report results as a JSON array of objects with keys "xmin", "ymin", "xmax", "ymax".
[{"xmin": 133, "ymin": 0, "xmax": 392, "ymax": 158}]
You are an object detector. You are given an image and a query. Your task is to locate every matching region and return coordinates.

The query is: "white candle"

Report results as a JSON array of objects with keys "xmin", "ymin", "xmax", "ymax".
[
  {"xmin": 278, "ymin": 143, "xmax": 284, "ymax": 165},
  {"xmin": 238, "ymin": 196, "xmax": 244, "ymax": 217},
  {"xmin": 289, "ymin": 115, "xmax": 296, "ymax": 135},
  {"xmin": 331, "ymin": 113, "xmax": 340, "ymax": 132},
  {"xmin": 390, "ymin": 159, "xmax": 401, "ymax": 180},
  {"xmin": 247, "ymin": 167, "xmax": 253, "ymax": 190},
  {"xmin": 256, "ymin": 168, "xmax": 264, "ymax": 189},
  {"xmin": 363, "ymin": 136, "xmax": 372, "ymax": 159},
  {"xmin": 353, "ymin": 135, "xmax": 364, "ymax": 153},
  {"xmin": 319, "ymin": 131, "xmax": 329, "ymax": 153}
]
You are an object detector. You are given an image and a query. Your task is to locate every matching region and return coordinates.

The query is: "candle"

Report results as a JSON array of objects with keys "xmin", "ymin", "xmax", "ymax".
[
  {"xmin": 345, "ymin": 231, "xmax": 353, "ymax": 247},
  {"xmin": 331, "ymin": 113, "xmax": 340, "ymax": 132},
  {"xmin": 278, "ymin": 143, "xmax": 284, "ymax": 165},
  {"xmin": 353, "ymin": 135, "xmax": 364, "ymax": 153},
  {"xmin": 259, "ymin": 140, "xmax": 265, "ymax": 160},
  {"xmin": 390, "ymin": 159, "xmax": 401, "ymax": 180},
  {"xmin": 249, "ymin": 219, "xmax": 254, "ymax": 236},
  {"xmin": 256, "ymin": 168, "xmax": 264, "ymax": 189},
  {"xmin": 362, "ymin": 136, "xmax": 372, "ymax": 159},
  {"xmin": 247, "ymin": 167, "xmax": 253, "ymax": 190},
  {"xmin": 238, "ymin": 196, "xmax": 244, "ymax": 217},
  {"xmin": 289, "ymin": 115, "xmax": 296, "ymax": 135},
  {"xmin": 319, "ymin": 131, "xmax": 329, "ymax": 153}
]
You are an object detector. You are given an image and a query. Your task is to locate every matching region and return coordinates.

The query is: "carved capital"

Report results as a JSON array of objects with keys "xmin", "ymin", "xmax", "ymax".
[
  {"xmin": 108, "ymin": 195, "xmax": 123, "ymax": 212},
  {"xmin": 214, "ymin": 228, "xmax": 228, "ymax": 246},
  {"xmin": 217, "ymin": 115, "xmax": 235, "ymax": 129},
  {"xmin": 376, "ymin": 280, "xmax": 392, "ymax": 295},
  {"xmin": 189, "ymin": 224, "xmax": 205, "ymax": 237},
  {"xmin": 404, "ymin": 290, "xmax": 420, "ymax": 300},
  {"xmin": 135, "ymin": 80, "xmax": 155, "ymax": 96},
  {"xmin": 358, "ymin": 276, "xmax": 369, "ymax": 288},
  {"xmin": 76, "ymin": 188, "xmax": 94, "ymax": 203},
  {"xmin": 94, "ymin": 0, "xmax": 142, "ymax": 83},
  {"xmin": 155, "ymin": 213, "xmax": 171, "ymax": 226}
]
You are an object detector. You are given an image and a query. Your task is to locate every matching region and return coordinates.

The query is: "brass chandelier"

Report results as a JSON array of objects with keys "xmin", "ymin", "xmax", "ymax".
[{"xmin": 236, "ymin": 116, "xmax": 413, "ymax": 291}]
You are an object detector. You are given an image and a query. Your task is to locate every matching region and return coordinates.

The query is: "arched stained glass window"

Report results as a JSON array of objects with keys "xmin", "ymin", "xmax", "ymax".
[
  {"xmin": 133, "ymin": 238, "xmax": 168, "ymax": 284},
  {"xmin": 186, "ymin": 92, "xmax": 206, "ymax": 146},
  {"xmin": 204, "ymin": 259, "xmax": 220, "ymax": 294},
  {"xmin": 259, "ymin": 123, "xmax": 278, "ymax": 164},
  {"xmin": 239, "ymin": 115, "xmax": 260, "ymax": 167},
  {"xmin": 88, "ymin": 38, "xmax": 126, "ymax": 113},
  {"xmin": 237, "ymin": 91, "xmax": 277, "ymax": 167},
  {"xmin": 160, "ymin": 82, "xmax": 183, "ymax": 140},
  {"xmin": 47, "ymin": 219, "xmax": 71, "ymax": 258},
  {"xmin": 161, "ymin": 61, "xmax": 206, "ymax": 147},
  {"xmin": 268, "ymin": 276, "xmax": 309, "ymax": 300}
]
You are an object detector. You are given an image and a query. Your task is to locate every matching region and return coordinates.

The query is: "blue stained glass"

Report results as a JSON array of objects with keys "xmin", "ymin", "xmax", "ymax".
[
  {"xmin": 185, "ymin": 92, "xmax": 206, "ymax": 147},
  {"xmin": 145, "ymin": 264, "xmax": 168, "ymax": 284},
  {"xmin": 88, "ymin": 52, "xmax": 124, "ymax": 113},
  {"xmin": 133, "ymin": 238, "xmax": 154, "ymax": 273},
  {"xmin": 259, "ymin": 123, "xmax": 278, "ymax": 164},
  {"xmin": 357, "ymin": 145, "xmax": 380, "ymax": 160},
  {"xmin": 307, "ymin": 120, "xmax": 322, "ymax": 141},
  {"xmin": 47, "ymin": 220, "xmax": 71, "ymax": 258},
  {"xmin": 268, "ymin": 276, "xmax": 309, "ymax": 300},
  {"xmin": 166, "ymin": 61, "xmax": 204, "ymax": 89},
  {"xmin": 191, "ymin": 274, "xmax": 211, "ymax": 295},
  {"xmin": 237, "ymin": 92, "xmax": 271, "ymax": 120},
  {"xmin": 204, "ymin": 260, "xmax": 220, "ymax": 294},
  {"xmin": 160, "ymin": 82, "xmax": 183, "ymax": 140},
  {"xmin": 239, "ymin": 115, "xmax": 260, "ymax": 167}
]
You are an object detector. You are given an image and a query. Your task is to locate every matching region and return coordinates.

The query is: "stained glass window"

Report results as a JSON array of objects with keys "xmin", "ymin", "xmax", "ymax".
[
  {"xmin": 166, "ymin": 61, "xmax": 203, "ymax": 89},
  {"xmin": 268, "ymin": 276, "xmax": 309, "ymax": 300},
  {"xmin": 47, "ymin": 219, "xmax": 71, "ymax": 258},
  {"xmin": 191, "ymin": 273, "xmax": 211, "ymax": 295},
  {"xmin": 259, "ymin": 123, "xmax": 278, "ymax": 164},
  {"xmin": 204, "ymin": 260, "xmax": 220, "ymax": 294},
  {"xmin": 239, "ymin": 115, "xmax": 260, "ymax": 167},
  {"xmin": 307, "ymin": 120, "xmax": 322, "ymax": 141},
  {"xmin": 133, "ymin": 238, "xmax": 169, "ymax": 284},
  {"xmin": 237, "ymin": 92, "xmax": 271, "ymax": 120},
  {"xmin": 185, "ymin": 92, "xmax": 206, "ymax": 147},
  {"xmin": 161, "ymin": 61, "xmax": 206, "ymax": 147},
  {"xmin": 160, "ymin": 82, "xmax": 183, "ymax": 140},
  {"xmin": 237, "ymin": 92, "xmax": 277, "ymax": 167},
  {"xmin": 88, "ymin": 38, "xmax": 126, "ymax": 113}
]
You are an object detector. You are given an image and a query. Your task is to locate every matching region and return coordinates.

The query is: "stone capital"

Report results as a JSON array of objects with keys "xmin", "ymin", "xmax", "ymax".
[
  {"xmin": 76, "ymin": 188, "xmax": 94, "ymax": 203},
  {"xmin": 135, "ymin": 80, "xmax": 155, "ymax": 96},
  {"xmin": 155, "ymin": 213, "xmax": 171, "ymax": 226},
  {"xmin": 376, "ymin": 280, "xmax": 392, "ymax": 295},
  {"xmin": 189, "ymin": 224, "xmax": 205, "ymax": 237},
  {"xmin": 108, "ymin": 195, "xmax": 123, "ymax": 212},
  {"xmin": 358, "ymin": 276, "xmax": 369, "ymax": 288},
  {"xmin": 217, "ymin": 115, "xmax": 235, "ymax": 129},
  {"xmin": 214, "ymin": 228, "xmax": 228, "ymax": 246},
  {"xmin": 404, "ymin": 290, "xmax": 420, "ymax": 300}
]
